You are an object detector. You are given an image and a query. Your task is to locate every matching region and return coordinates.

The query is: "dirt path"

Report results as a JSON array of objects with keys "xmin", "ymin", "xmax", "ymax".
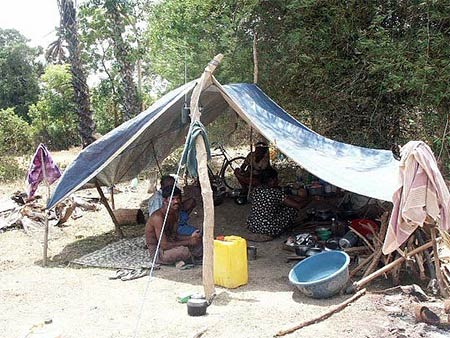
[{"xmin": 0, "ymin": 179, "xmax": 447, "ymax": 338}]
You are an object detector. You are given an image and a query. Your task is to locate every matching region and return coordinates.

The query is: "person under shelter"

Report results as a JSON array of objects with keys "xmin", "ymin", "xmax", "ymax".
[
  {"xmin": 145, "ymin": 185, "xmax": 202, "ymax": 265},
  {"xmin": 148, "ymin": 174, "xmax": 197, "ymax": 235},
  {"xmin": 234, "ymin": 141, "xmax": 272, "ymax": 193},
  {"xmin": 247, "ymin": 167, "xmax": 310, "ymax": 238}
]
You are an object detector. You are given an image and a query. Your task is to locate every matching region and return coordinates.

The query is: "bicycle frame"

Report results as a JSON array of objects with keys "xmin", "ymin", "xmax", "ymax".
[{"xmin": 209, "ymin": 143, "xmax": 233, "ymax": 177}]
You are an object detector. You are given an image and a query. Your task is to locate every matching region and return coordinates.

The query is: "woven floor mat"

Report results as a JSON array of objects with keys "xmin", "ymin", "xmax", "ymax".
[{"xmin": 71, "ymin": 236, "xmax": 158, "ymax": 270}]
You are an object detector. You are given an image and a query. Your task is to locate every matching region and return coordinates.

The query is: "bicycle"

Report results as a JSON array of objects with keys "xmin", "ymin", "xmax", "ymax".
[{"xmin": 208, "ymin": 142, "xmax": 246, "ymax": 191}]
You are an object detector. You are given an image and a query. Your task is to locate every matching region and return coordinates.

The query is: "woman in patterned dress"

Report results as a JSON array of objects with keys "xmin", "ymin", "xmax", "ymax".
[{"xmin": 247, "ymin": 167, "xmax": 310, "ymax": 237}]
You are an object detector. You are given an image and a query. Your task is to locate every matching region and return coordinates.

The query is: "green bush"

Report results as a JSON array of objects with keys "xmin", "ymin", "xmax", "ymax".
[
  {"xmin": 0, "ymin": 156, "xmax": 27, "ymax": 182},
  {"xmin": 29, "ymin": 64, "xmax": 80, "ymax": 150},
  {"xmin": 0, "ymin": 108, "xmax": 33, "ymax": 154}
]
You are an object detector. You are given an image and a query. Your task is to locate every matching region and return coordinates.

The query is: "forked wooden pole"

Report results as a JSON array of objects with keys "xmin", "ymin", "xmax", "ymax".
[
  {"xmin": 190, "ymin": 54, "xmax": 224, "ymax": 301},
  {"xmin": 41, "ymin": 149, "xmax": 51, "ymax": 267}
]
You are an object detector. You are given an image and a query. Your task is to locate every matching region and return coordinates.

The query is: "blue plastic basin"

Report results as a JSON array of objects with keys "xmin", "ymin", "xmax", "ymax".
[{"xmin": 289, "ymin": 251, "xmax": 350, "ymax": 298}]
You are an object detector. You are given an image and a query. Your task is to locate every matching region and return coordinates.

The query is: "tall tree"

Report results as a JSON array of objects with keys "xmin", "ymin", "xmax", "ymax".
[
  {"xmin": 0, "ymin": 28, "xmax": 41, "ymax": 121},
  {"xmin": 249, "ymin": 0, "xmax": 450, "ymax": 156},
  {"xmin": 144, "ymin": 0, "xmax": 257, "ymax": 88},
  {"xmin": 57, "ymin": 0, "xmax": 96, "ymax": 147},
  {"xmin": 104, "ymin": 0, "xmax": 141, "ymax": 120},
  {"xmin": 80, "ymin": 0, "xmax": 142, "ymax": 121}
]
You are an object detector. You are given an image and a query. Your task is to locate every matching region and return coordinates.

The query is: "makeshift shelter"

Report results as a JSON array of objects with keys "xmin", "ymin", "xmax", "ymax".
[
  {"xmin": 44, "ymin": 57, "xmax": 450, "ymax": 301},
  {"xmin": 47, "ymin": 79, "xmax": 399, "ymax": 211}
]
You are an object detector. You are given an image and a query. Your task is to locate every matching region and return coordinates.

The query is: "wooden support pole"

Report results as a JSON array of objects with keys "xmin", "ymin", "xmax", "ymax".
[
  {"xmin": 430, "ymin": 225, "xmax": 449, "ymax": 298},
  {"xmin": 110, "ymin": 186, "xmax": 115, "ymax": 210},
  {"xmin": 190, "ymin": 54, "xmax": 223, "ymax": 301},
  {"xmin": 95, "ymin": 181, "xmax": 124, "ymax": 238},
  {"xmin": 43, "ymin": 214, "xmax": 49, "ymax": 267},
  {"xmin": 196, "ymin": 138, "xmax": 215, "ymax": 301},
  {"xmin": 41, "ymin": 149, "xmax": 51, "ymax": 267}
]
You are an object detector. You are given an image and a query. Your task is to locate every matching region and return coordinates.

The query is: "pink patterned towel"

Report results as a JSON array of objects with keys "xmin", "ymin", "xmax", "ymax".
[
  {"xmin": 26, "ymin": 144, "xmax": 62, "ymax": 199},
  {"xmin": 383, "ymin": 141, "xmax": 450, "ymax": 254}
]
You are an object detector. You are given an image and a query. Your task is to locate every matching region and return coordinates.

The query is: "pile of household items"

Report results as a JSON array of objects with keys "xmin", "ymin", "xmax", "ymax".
[
  {"xmin": 285, "ymin": 202, "xmax": 450, "ymax": 298},
  {"xmin": 0, "ymin": 191, "xmax": 100, "ymax": 234}
]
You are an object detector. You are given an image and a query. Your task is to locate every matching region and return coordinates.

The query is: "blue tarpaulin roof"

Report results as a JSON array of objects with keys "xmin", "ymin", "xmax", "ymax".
[{"xmin": 47, "ymin": 79, "xmax": 398, "ymax": 209}]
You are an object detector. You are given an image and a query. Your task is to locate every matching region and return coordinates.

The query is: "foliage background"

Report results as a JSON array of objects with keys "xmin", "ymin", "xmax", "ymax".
[{"xmin": 0, "ymin": 0, "xmax": 448, "ymax": 181}]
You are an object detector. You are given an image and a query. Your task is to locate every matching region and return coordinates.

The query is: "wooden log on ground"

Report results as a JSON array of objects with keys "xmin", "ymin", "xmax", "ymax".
[{"xmin": 275, "ymin": 289, "xmax": 367, "ymax": 336}]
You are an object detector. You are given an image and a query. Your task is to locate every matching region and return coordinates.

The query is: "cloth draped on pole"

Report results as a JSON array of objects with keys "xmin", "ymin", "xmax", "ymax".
[
  {"xmin": 181, "ymin": 121, "xmax": 211, "ymax": 177},
  {"xmin": 383, "ymin": 141, "xmax": 450, "ymax": 254},
  {"xmin": 26, "ymin": 144, "xmax": 62, "ymax": 199}
]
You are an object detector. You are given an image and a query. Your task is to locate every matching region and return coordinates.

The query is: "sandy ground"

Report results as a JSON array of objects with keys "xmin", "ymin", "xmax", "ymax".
[{"xmin": 1, "ymin": 166, "xmax": 449, "ymax": 338}]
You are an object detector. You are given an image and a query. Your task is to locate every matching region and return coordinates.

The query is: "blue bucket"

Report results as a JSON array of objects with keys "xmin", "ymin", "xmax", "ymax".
[{"xmin": 289, "ymin": 251, "xmax": 350, "ymax": 298}]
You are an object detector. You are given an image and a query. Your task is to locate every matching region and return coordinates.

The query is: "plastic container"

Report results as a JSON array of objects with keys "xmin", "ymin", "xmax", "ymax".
[
  {"xmin": 214, "ymin": 235, "xmax": 248, "ymax": 288},
  {"xmin": 289, "ymin": 251, "xmax": 350, "ymax": 298}
]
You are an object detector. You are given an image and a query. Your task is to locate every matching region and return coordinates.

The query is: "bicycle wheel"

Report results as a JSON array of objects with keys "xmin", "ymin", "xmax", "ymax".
[{"xmin": 222, "ymin": 156, "xmax": 246, "ymax": 190}]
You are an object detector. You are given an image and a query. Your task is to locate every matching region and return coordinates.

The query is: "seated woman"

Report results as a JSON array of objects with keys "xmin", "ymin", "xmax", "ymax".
[
  {"xmin": 234, "ymin": 141, "xmax": 271, "ymax": 193},
  {"xmin": 246, "ymin": 167, "xmax": 310, "ymax": 237}
]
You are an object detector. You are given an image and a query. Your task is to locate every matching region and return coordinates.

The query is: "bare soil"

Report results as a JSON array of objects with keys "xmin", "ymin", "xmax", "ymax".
[{"xmin": 1, "ymin": 150, "xmax": 449, "ymax": 338}]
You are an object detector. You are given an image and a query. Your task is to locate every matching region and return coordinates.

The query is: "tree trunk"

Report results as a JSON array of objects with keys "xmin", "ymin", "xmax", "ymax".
[
  {"xmin": 107, "ymin": 3, "xmax": 141, "ymax": 121},
  {"xmin": 58, "ymin": 0, "xmax": 96, "ymax": 148}
]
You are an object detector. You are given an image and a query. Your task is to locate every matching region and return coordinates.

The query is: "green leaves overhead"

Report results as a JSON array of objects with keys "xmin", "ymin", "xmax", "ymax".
[
  {"xmin": 144, "ymin": 0, "xmax": 258, "ymax": 87},
  {"xmin": 0, "ymin": 28, "xmax": 42, "ymax": 121}
]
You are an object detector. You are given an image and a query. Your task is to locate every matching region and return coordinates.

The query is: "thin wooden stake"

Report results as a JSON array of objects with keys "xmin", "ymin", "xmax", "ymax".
[{"xmin": 43, "ymin": 214, "xmax": 49, "ymax": 267}]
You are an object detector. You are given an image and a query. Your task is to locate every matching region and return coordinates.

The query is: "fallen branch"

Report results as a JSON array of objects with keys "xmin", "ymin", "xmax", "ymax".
[{"xmin": 275, "ymin": 289, "xmax": 366, "ymax": 337}]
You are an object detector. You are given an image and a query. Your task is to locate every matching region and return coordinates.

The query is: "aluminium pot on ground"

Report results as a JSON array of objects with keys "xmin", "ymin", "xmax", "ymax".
[{"xmin": 187, "ymin": 298, "xmax": 208, "ymax": 316}]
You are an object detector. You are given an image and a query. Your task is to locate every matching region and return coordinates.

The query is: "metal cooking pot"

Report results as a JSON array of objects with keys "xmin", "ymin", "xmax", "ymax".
[
  {"xmin": 295, "ymin": 245, "xmax": 311, "ymax": 256},
  {"xmin": 324, "ymin": 238, "xmax": 340, "ymax": 251},
  {"xmin": 187, "ymin": 298, "xmax": 208, "ymax": 316},
  {"xmin": 305, "ymin": 248, "xmax": 322, "ymax": 257}
]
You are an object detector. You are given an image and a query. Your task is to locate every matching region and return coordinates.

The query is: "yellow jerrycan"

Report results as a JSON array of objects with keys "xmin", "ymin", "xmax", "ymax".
[{"xmin": 213, "ymin": 235, "xmax": 248, "ymax": 288}]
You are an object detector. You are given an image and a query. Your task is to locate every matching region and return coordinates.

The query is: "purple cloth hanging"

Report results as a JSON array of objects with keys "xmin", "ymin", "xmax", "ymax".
[{"xmin": 26, "ymin": 144, "xmax": 62, "ymax": 198}]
